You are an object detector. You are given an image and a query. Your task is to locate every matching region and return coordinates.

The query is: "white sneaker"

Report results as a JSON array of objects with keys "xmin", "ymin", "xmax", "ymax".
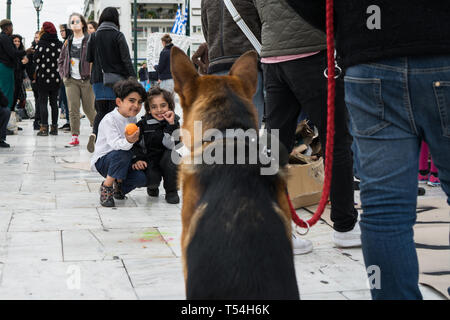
[
  {"xmin": 292, "ymin": 233, "xmax": 313, "ymax": 255},
  {"xmin": 333, "ymin": 221, "xmax": 362, "ymax": 248}
]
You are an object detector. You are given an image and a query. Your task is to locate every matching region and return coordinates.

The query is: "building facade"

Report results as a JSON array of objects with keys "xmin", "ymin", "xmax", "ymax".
[{"xmin": 83, "ymin": 0, "xmax": 205, "ymax": 64}]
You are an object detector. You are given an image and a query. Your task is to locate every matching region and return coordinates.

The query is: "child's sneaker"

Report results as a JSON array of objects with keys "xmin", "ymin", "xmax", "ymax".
[
  {"xmin": 147, "ymin": 187, "xmax": 159, "ymax": 197},
  {"xmin": 427, "ymin": 173, "xmax": 441, "ymax": 187},
  {"xmin": 418, "ymin": 172, "xmax": 429, "ymax": 184},
  {"xmin": 165, "ymin": 191, "xmax": 180, "ymax": 204},
  {"xmin": 113, "ymin": 180, "xmax": 125, "ymax": 200},
  {"xmin": 100, "ymin": 182, "xmax": 115, "ymax": 207},
  {"xmin": 68, "ymin": 135, "xmax": 79, "ymax": 146}
]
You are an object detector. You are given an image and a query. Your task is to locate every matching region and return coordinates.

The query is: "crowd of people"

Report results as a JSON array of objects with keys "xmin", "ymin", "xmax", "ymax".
[{"xmin": 0, "ymin": 1, "xmax": 448, "ymax": 300}]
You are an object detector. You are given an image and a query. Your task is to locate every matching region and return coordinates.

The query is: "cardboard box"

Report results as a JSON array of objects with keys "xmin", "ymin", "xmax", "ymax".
[{"xmin": 287, "ymin": 159, "xmax": 324, "ymax": 209}]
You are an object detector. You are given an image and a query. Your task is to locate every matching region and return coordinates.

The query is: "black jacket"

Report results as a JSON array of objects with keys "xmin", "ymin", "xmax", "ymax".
[
  {"xmin": 33, "ymin": 33, "xmax": 62, "ymax": 91},
  {"xmin": 132, "ymin": 113, "xmax": 180, "ymax": 164},
  {"xmin": 156, "ymin": 43, "xmax": 174, "ymax": 81},
  {"xmin": 0, "ymin": 31, "xmax": 26, "ymax": 68},
  {"xmin": 0, "ymin": 88, "xmax": 8, "ymax": 108},
  {"xmin": 286, "ymin": 0, "xmax": 450, "ymax": 68},
  {"xmin": 86, "ymin": 21, "xmax": 136, "ymax": 84},
  {"xmin": 25, "ymin": 41, "xmax": 38, "ymax": 81},
  {"xmin": 138, "ymin": 67, "xmax": 149, "ymax": 81}
]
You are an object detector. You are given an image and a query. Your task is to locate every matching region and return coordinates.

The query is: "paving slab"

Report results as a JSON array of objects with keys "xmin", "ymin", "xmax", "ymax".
[
  {"xmin": 9, "ymin": 208, "xmax": 102, "ymax": 232},
  {"xmin": 0, "ymin": 260, "xmax": 136, "ymax": 299},
  {"xmin": 5, "ymin": 231, "xmax": 62, "ymax": 262}
]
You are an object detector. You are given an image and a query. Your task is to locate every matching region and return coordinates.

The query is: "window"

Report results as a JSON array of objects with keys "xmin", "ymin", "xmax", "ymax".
[{"xmin": 151, "ymin": 27, "xmax": 159, "ymax": 33}]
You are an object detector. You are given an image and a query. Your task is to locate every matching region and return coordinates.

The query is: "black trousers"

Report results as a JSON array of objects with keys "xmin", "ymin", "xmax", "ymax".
[
  {"xmin": 93, "ymin": 100, "xmax": 116, "ymax": 136},
  {"xmin": 31, "ymin": 82, "xmax": 41, "ymax": 125},
  {"xmin": 146, "ymin": 149, "xmax": 178, "ymax": 193},
  {"xmin": 263, "ymin": 51, "xmax": 357, "ymax": 232},
  {"xmin": 0, "ymin": 106, "xmax": 11, "ymax": 141},
  {"xmin": 39, "ymin": 89, "xmax": 59, "ymax": 126}
]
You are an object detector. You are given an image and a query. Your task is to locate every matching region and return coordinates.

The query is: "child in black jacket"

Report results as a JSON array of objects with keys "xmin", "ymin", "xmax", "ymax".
[{"xmin": 132, "ymin": 87, "xmax": 180, "ymax": 204}]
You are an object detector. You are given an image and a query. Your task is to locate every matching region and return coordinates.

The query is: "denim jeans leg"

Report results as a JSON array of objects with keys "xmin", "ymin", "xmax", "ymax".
[
  {"xmin": 345, "ymin": 62, "xmax": 422, "ymax": 300},
  {"xmin": 122, "ymin": 168, "xmax": 147, "ymax": 194}
]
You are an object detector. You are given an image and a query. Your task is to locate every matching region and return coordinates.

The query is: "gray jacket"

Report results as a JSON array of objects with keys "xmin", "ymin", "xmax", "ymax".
[
  {"xmin": 201, "ymin": 0, "xmax": 261, "ymax": 74},
  {"xmin": 252, "ymin": 0, "xmax": 326, "ymax": 58}
]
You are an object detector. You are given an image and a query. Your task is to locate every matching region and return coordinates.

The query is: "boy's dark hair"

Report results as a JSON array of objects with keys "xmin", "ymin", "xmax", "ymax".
[
  {"xmin": 113, "ymin": 78, "xmax": 147, "ymax": 101},
  {"xmin": 161, "ymin": 34, "xmax": 172, "ymax": 45},
  {"xmin": 145, "ymin": 87, "xmax": 175, "ymax": 113},
  {"xmin": 99, "ymin": 7, "xmax": 120, "ymax": 29}
]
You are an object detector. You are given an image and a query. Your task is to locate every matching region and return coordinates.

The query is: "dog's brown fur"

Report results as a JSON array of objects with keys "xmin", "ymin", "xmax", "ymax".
[{"xmin": 171, "ymin": 46, "xmax": 298, "ymax": 299}]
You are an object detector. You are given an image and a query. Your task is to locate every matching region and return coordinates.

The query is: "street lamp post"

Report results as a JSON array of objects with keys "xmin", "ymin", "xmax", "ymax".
[
  {"xmin": 6, "ymin": 0, "xmax": 11, "ymax": 19},
  {"xmin": 133, "ymin": 0, "xmax": 138, "ymax": 71},
  {"xmin": 32, "ymin": 0, "xmax": 44, "ymax": 31}
]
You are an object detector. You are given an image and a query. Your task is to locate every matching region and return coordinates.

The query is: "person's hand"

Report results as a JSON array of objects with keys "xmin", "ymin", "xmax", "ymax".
[
  {"xmin": 132, "ymin": 160, "xmax": 147, "ymax": 171},
  {"xmin": 163, "ymin": 110, "xmax": 175, "ymax": 125},
  {"xmin": 21, "ymin": 56, "xmax": 29, "ymax": 64},
  {"xmin": 157, "ymin": 79, "xmax": 161, "ymax": 84},
  {"xmin": 125, "ymin": 127, "xmax": 140, "ymax": 143}
]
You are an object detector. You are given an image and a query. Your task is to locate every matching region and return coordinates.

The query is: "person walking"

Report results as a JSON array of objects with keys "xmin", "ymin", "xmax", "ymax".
[
  {"xmin": 86, "ymin": 7, "xmax": 136, "ymax": 153},
  {"xmin": 34, "ymin": 22, "xmax": 62, "ymax": 136},
  {"xmin": 58, "ymin": 13, "xmax": 96, "ymax": 146},
  {"xmin": 57, "ymin": 24, "xmax": 72, "ymax": 132},
  {"xmin": 0, "ymin": 19, "xmax": 28, "ymax": 147},
  {"xmin": 12, "ymin": 34, "xmax": 26, "ymax": 112},
  {"xmin": 138, "ymin": 62, "xmax": 149, "ymax": 89},
  {"xmin": 287, "ymin": 0, "xmax": 450, "ymax": 300},
  {"xmin": 155, "ymin": 34, "xmax": 174, "ymax": 93}
]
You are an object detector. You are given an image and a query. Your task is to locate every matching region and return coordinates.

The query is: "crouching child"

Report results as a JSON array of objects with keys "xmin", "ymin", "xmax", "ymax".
[
  {"xmin": 90, "ymin": 79, "xmax": 148, "ymax": 207},
  {"xmin": 131, "ymin": 87, "xmax": 180, "ymax": 204}
]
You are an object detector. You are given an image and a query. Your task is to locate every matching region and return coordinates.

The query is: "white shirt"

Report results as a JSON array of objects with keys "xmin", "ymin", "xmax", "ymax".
[
  {"xmin": 70, "ymin": 37, "xmax": 83, "ymax": 80},
  {"xmin": 91, "ymin": 108, "xmax": 137, "ymax": 172}
]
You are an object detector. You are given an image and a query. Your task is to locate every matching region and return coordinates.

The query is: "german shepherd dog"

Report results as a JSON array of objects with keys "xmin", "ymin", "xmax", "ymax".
[{"xmin": 171, "ymin": 46, "xmax": 299, "ymax": 299}]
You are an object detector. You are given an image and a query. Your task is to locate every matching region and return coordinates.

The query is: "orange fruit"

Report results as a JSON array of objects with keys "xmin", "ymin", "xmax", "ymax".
[{"xmin": 125, "ymin": 123, "xmax": 138, "ymax": 135}]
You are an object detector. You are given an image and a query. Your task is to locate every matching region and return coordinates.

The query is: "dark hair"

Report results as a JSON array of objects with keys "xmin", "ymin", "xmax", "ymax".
[
  {"xmin": 98, "ymin": 7, "xmax": 120, "ymax": 29},
  {"xmin": 88, "ymin": 21, "xmax": 98, "ymax": 31},
  {"xmin": 0, "ymin": 24, "xmax": 11, "ymax": 32},
  {"xmin": 69, "ymin": 13, "xmax": 88, "ymax": 34},
  {"xmin": 161, "ymin": 34, "xmax": 172, "ymax": 45},
  {"xmin": 12, "ymin": 34, "xmax": 24, "ymax": 51},
  {"xmin": 145, "ymin": 87, "xmax": 175, "ymax": 113},
  {"xmin": 113, "ymin": 78, "xmax": 147, "ymax": 101}
]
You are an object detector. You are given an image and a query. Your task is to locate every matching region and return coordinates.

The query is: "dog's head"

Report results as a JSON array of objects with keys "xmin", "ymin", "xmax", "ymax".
[{"xmin": 171, "ymin": 46, "xmax": 259, "ymax": 150}]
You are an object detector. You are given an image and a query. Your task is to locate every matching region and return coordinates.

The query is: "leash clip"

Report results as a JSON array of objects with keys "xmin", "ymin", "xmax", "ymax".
[
  {"xmin": 295, "ymin": 220, "xmax": 310, "ymax": 236},
  {"xmin": 324, "ymin": 50, "xmax": 342, "ymax": 79}
]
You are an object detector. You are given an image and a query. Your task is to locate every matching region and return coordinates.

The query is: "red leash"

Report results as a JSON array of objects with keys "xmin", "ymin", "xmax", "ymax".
[{"xmin": 289, "ymin": 0, "xmax": 336, "ymax": 234}]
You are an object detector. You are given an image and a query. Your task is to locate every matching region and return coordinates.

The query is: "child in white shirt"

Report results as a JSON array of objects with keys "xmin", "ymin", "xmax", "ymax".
[{"xmin": 91, "ymin": 79, "xmax": 147, "ymax": 207}]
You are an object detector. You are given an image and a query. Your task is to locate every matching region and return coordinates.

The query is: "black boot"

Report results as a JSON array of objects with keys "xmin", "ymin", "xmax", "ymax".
[
  {"xmin": 49, "ymin": 125, "xmax": 58, "ymax": 135},
  {"xmin": 147, "ymin": 187, "xmax": 159, "ymax": 197},
  {"xmin": 37, "ymin": 125, "xmax": 49, "ymax": 136},
  {"xmin": 100, "ymin": 182, "xmax": 115, "ymax": 207},
  {"xmin": 165, "ymin": 191, "xmax": 180, "ymax": 204}
]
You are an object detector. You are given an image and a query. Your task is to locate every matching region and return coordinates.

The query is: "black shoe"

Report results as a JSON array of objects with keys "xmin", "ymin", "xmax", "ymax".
[
  {"xmin": 18, "ymin": 127, "xmax": 23, "ymax": 131},
  {"xmin": 100, "ymin": 182, "xmax": 115, "ymax": 207},
  {"xmin": 147, "ymin": 187, "xmax": 159, "ymax": 197},
  {"xmin": 59, "ymin": 123, "xmax": 70, "ymax": 130},
  {"xmin": 165, "ymin": 191, "xmax": 180, "ymax": 204},
  {"xmin": 418, "ymin": 187, "xmax": 426, "ymax": 196},
  {"xmin": 33, "ymin": 123, "xmax": 40, "ymax": 130},
  {"xmin": 63, "ymin": 125, "xmax": 71, "ymax": 132},
  {"xmin": 6, "ymin": 129, "xmax": 14, "ymax": 135},
  {"xmin": 113, "ymin": 180, "xmax": 125, "ymax": 200},
  {"xmin": 0, "ymin": 141, "xmax": 10, "ymax": 148}
]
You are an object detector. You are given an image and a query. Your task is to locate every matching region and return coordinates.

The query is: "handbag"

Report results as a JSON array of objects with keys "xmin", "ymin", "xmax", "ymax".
[{"xmin": 92, "ymin": 33, "xmax": 125, "ymax": 87}]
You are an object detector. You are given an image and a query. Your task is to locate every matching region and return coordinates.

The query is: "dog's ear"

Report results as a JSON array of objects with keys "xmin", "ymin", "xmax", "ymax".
[
  {"xmin": 171, "ymin": 46, "xmax": 199, "ymax": 107},
  {"xmin": 229, "ymin": 50, "xmax": 258, "ymax": 100}
]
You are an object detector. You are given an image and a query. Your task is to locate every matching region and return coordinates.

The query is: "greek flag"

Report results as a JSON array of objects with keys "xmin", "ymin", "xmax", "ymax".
[{"xmin": 171, "ymin": 5, "xmax": 188, "ymax": 35}]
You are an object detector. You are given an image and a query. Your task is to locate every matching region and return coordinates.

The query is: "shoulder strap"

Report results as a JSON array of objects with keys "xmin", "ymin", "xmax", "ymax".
[{"xmin": 223, "ymin": 0, "xmax": 261, "ymax": 55}]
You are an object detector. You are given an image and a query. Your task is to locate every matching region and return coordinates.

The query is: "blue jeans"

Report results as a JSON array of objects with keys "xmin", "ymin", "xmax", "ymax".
[
  {"xmin": 59, "ymin": 84, "xmax": 69, "ymax": 123},
  {"xmin": 344, "ymin": 55, "xmax": 450, "ymax": 300},
  {"xmin": 95, "ymin": 150, "xmax": 147, "ymax": 194}
]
